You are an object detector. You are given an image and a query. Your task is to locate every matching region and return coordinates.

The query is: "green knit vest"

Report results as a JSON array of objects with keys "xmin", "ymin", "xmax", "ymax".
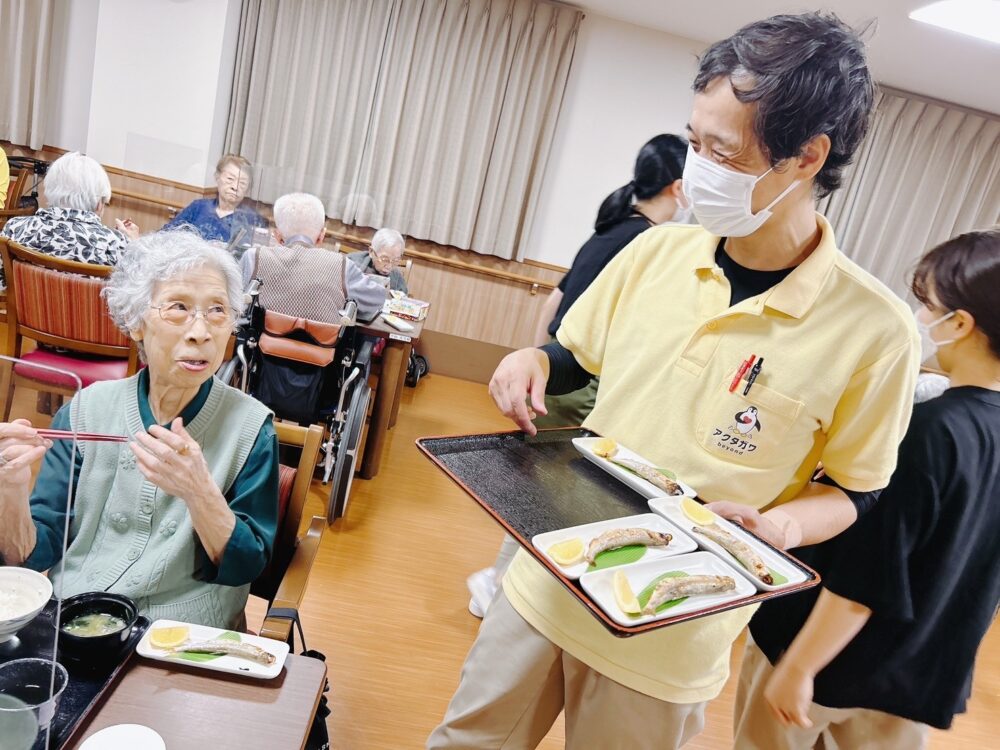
[{"xmin": 51, "ymin": 374, "xmax": 270, "ymax": 628}]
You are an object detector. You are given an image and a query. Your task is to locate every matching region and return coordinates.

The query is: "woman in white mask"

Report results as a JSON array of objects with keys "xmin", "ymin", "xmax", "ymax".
[
  {"xmin": 465, "ymin": 133, "xmax": 689, "ymax": 618},
  {"xmin": 759, "ymin": 229, "xmax": 1000, "ymax": 748}
]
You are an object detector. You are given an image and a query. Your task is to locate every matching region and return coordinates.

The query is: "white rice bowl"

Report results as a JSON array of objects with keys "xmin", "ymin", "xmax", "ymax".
[{"xmin": 0, "ymin": 567, "xmax": 53, "ymax": 642}]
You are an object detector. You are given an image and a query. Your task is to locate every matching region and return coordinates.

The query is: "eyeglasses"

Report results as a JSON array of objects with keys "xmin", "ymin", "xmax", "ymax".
[
  {"xmin": 370, "ymin": 249, "xmax": 399, "ymax": 264},
  {"xmin": 149, "ymin": 301, "xmax": 236, "ymax": 328}
]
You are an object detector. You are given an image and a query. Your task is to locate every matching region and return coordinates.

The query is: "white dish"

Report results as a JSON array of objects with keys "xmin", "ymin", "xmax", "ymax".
[
  {"xmin": 580, "ymin": 551, "xmax": 756, "ymax": 627},
  {"xmin": 136, "ymin": 619, "xmax": 289, "ymax": 680},
  {"xmin": 79, "ymin": 724, "xmax": 166, "ymax": 750},
  {"xmin": 532, "ymin": 513, "xmax": 697, "ymax": 580},
  {"xmin": 647, "ymin": 496, "xmax": 809, "ymax": 592},
  {"xmin": 0, "ymin": 567, "xmax": 53, "ymax": 643},
  {"xmin": 572, "ymin": 437, "xmax": 697, "ymax": 499}
]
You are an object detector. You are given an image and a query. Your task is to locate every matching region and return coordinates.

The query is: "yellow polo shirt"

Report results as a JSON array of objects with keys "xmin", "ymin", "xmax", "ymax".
[{"xmin": 503, "ymin": 215, "xmax": 920, "ymax": 703}]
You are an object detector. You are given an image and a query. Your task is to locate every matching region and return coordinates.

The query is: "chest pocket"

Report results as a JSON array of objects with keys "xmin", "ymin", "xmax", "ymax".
[{"xmin": 696, "ymin": 373, "xmax": 804, "ymax": 469}]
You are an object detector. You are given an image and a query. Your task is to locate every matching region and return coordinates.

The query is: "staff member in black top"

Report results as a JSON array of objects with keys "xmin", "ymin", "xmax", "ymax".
[
  {"xmin": 741, "ymin": 229, "xmax": 1000, "ymax": 749},
  {"xmin": 465, "ymin": 134, "xmax": 689, "ymax": 618}
]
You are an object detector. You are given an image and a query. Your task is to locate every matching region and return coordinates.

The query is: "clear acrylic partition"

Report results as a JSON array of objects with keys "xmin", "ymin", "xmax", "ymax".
[{"xmin": 0, "ymin": 354, "xmax": 81, "ymax": 750}]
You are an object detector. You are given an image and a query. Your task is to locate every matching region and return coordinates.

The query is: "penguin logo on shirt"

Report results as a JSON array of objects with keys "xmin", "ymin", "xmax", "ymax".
[{"xmin": 734, "ymin": 406, "xmax": 762, "ymax": 434}]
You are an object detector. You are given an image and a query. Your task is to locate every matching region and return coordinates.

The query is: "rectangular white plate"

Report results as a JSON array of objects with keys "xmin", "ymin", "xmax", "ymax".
[
  {"xmin": 532, "ymin": 512, "xmax": 697, "ymax": 580},
  {"xmin": 580, "ymin": 551, "xmax": 756, "ymax": 627},
  {"xmin": 647, "ymin": 496, "xmax": 809, "ymax": 592},
  {"xmin": 572, "ymin": 437, "xmax": 696, "ymax": 499},
  {"xmin": 136, "ymin": 619, "xmax": 289, "ymax": 680}
]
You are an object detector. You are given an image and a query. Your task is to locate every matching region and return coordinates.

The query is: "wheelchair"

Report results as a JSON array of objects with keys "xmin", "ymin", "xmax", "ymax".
[{"xmin": 218, "ymin": 279, "xmax": 372, "ymax": 522}]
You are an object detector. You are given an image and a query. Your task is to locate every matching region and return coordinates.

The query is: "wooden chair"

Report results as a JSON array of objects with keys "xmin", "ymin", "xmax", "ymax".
[
  {"xmin": 401, "ymin": 257, "xmax": 413, "ymax": 287},
  {"xmin": 0, "ymin": 168, "xmax": 36, "ymax": 231},
  {"xmin": 0, "ymin": 237, "xmax": 139, "ymax": 420},
  {"xmin": 254, "ymin": 421, "xmax": 326, "ymax": 644}
]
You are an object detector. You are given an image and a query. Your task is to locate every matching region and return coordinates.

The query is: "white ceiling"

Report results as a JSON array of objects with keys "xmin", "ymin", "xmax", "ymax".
[{"xmin": 567, "ymin": 0, "xmax": 1000, "ymax": 115}]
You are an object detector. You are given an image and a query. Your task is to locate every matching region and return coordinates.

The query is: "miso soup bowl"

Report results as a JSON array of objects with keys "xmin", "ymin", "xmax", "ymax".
[{"xmin": 57, "ymin": 593, "xmax": 139, "ymax": 661}]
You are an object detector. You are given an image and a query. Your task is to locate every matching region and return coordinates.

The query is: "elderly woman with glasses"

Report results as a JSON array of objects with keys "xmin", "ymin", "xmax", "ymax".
[
  {"xmin": 0, "ymin": 230, "xmax": 278, "ymax": 629},
  {"xmin": 347, "ymin": 227, "xmax": 409, "ymax": 294}
]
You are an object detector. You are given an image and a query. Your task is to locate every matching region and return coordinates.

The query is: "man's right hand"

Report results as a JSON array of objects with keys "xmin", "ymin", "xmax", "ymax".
[{"xmin": 488, "ymin": 348, "xmax": 550, "ymax": 436}]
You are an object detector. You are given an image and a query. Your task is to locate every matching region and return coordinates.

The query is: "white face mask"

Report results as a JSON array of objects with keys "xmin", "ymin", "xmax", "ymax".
[
  {"xmin": 914, "ymin": 308, "xmax": 957, "ymax": 363},
  {"xmin": 669, "ymin": 200, "xmax": 692, "ymax": 225},
  {"xmin": 682, "ymin": 145, "xmax": 800, "ymax": 237}
]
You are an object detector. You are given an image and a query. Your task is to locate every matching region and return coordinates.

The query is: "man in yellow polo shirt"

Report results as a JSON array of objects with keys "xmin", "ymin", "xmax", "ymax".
[
  {"xmin": 0, "ymin": 146, "xmax": 10, "ymax": 208},
  {"xmin": 427, "ymin": 13, "xmax": 920, "ymax": 750}
]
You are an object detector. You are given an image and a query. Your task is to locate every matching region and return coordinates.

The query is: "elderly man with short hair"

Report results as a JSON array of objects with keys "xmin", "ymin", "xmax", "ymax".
[
  {"xmin": 348, "ymin": 227, "xmax": 409, "ymax": 294},
  {"xmin": 239, "ymin": 192, "xmax": 387, "ymax": 323},
  {"xmin": 0, "ymin": 151, "xmax": 139, "ymax": 289}
]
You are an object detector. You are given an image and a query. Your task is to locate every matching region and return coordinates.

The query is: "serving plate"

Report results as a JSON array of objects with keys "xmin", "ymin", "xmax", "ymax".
[
  {"xmin": 580, "ymin": 551, "xmax": 756, "ymax": 627},
  {"xmin": 531, "ymin": 513, "xmax": 696, "ymax": 580},
  {"xmin": 572, "ymin": 437, "xmax": 696, "ymax": 499},
  {"xmin": 648, "ymin": 496, "xmax": 809, "ymax": 592},
  {"xmin": 136, "ymin": 620, "xmax": 288, "ymax": 680}
]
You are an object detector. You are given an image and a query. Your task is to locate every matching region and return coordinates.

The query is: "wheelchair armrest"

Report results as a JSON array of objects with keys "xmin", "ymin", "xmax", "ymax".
[
  {"xmin": 339, "ymin": 299, "xmax": 358, "ymax": 328},
  {"xmin": 259, "ymin": 515, "xmax": 325, "ymax": 644}
]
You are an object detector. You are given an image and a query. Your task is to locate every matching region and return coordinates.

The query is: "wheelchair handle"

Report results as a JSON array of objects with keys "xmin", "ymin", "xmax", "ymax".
[{"xmin": 339, "ymin": 299, "xmax": 358, "ymax": 327}]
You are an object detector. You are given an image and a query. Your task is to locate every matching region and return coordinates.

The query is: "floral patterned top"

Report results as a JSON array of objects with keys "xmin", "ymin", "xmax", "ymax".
[{"xmin": 0, "ymin": 207, "xmax": 128, "ymax": 289}]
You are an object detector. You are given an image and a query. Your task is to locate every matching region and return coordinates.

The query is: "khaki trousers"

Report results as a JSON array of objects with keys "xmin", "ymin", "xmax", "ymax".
[
  {"xmin": 733, "ymin": 639, "xmax": 928, "ymax": 750},
  {"xmin": 427, "ymin": 590, "xmax": 706, "ymax": 749}
]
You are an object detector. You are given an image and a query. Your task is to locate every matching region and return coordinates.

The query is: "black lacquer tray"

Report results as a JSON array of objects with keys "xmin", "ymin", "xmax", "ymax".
[
  {"xmin": 417, "ymin": 427, "xmax": 819, "ymax": 636},
  {"xmin": 0, "ymin": 599, "xmax": 149, "ymax": 749}
]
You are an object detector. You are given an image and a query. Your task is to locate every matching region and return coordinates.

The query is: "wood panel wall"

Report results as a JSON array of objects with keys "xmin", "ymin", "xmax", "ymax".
[{"xmin": 2, "ymin": 144, "xmax": 565, "ymax": 362}]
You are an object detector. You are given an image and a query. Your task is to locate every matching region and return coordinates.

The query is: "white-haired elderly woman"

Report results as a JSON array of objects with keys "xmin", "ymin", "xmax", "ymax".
[
  {"xmin": 0, "ymin": 230, "xmax": 278, "ymax": 628},
  {"xmin": 0, "ymin": 151, "xmax": 139, "ymax": 289},
  {"xmin": 347, "ymin": 227, "xmax": 409, "ymax": 294}
]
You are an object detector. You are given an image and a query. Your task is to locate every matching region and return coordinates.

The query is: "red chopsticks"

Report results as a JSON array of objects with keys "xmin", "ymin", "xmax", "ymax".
[{"xmin": 36, "ymin": 429, "xmax": 130, "ymax": 443}]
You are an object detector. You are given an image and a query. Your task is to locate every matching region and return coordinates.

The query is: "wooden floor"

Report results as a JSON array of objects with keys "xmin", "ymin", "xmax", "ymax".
[{"xmin": 4, "ymin": 362, "xmax": 997, "ymax": 749}]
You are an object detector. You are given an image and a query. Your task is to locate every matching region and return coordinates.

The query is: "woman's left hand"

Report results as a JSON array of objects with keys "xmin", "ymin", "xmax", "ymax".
[
  {"xmin": 703, "ymin": 500, "xmax": 785, "ymax": 548},
  {"xmin": 764, "ymin": 660, "xmax": 815, "ymax": 728},
  {"xmin": 131, "ymin": 418, "xmax": 216, "ymax": 503}
]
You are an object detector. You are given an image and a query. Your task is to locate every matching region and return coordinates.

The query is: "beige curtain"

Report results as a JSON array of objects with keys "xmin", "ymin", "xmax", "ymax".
[
  {"xmin": 0, "ymin": 0, "xmax": 53, "ymax": 148},
  {"xmin": 226, "ymin": 0, "xmax": 581, "ymax": 260},
  {"xmin": 820, "ymin": 90, "xmax": 1000, "ymax": 300}
]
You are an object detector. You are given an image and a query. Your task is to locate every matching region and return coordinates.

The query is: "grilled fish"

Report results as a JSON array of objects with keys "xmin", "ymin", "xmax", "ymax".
[
  {"xmin": 585, "ymin": 527, "xmax": 672, "ymax": 564},
  {"xmin": 692, "ymin": 523, "xmax": 773, "ymax": 584},
  {"xmin": 172, "ymin": 639, "xmax": 276, "ymax": 665},
  {"xmin": 643, "ymin": 574, "xmax": 736, "ymax": 615},
  {"xmin": 610, "ymin": 458, "xmax": 683, "ymax": 496}
]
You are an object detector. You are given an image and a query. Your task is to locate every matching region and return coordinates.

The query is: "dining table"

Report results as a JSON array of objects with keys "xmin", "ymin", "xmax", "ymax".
[
  {"xmin": 356, "ymin": 314, "xmax": 425, "ymax": 479},
  {"xmin": 66, "ymin": 653, "xmax": 327, "ymax": 749}
]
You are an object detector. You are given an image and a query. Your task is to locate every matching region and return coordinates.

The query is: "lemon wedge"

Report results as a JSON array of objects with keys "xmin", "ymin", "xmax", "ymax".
[
  {"xmin": 592, "ymin": 437, "xmax": 618, "ymax": 459},
  {"xmin": 613, "ymin": 570, "xmax": 641, "ymax": 614},
  {"xmin": 149, "ymin": 625, "xmax": 190, "ymax": 649},
  {"xmin": 548, "ymin": 538, "xmax": 585, "ymax": 566},
  {"xmin": 680, "ymin": 497, "xmax": 716, "ymax": 526}
]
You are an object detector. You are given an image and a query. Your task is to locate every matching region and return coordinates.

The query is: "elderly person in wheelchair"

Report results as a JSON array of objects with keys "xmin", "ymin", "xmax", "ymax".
[
  {"xmin": 348, "ymin": 227, "xmax": 409, "ymax": 294},
  {"xmin": 0, "ymin": 230, "xmax": 278, "ymax": 629}
]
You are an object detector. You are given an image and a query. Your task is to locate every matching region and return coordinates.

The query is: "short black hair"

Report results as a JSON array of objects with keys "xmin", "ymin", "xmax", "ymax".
[
  {"xmin": 912, "ymin": 229, "xmax": 1000, "ymax": 358},
  {"xmin": 693, "ymin": 13, "xmax": 875, "ymax": 197}
]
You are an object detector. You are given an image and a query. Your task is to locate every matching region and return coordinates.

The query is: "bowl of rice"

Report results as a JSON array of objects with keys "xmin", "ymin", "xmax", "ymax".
[{"xmin": 0, "ymin": 568, "xmax": 53, "ymax": 643}]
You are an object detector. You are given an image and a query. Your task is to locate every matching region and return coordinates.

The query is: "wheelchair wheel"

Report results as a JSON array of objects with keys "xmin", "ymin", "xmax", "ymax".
[{"xmin": 327, "ymin": 378, "xmax": 372, "ymax": 522}]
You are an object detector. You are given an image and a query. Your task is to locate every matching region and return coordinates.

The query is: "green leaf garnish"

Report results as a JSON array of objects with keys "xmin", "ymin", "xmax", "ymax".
[{"xmin": 587, "ymin": 544, "xmax": 647, "ymax": 571}]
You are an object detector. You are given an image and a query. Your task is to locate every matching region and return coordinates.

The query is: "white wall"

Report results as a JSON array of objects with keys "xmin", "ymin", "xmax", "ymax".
[
  {"xmin": 44, "ymin": 0, "xmax": 101, "ymax": 152},
  {"xmin": 524, "ymin": 14, "xmax": 705, "ymax": 268},
  {"xmin": 84, "ymin": 0, "xmax": 236, "ymax": 186}
]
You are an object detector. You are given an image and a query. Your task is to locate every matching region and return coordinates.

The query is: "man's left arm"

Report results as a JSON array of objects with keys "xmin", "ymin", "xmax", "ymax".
[{"xmin": 345, "ymin": 260, "xmax": 388, "ymax": 320}]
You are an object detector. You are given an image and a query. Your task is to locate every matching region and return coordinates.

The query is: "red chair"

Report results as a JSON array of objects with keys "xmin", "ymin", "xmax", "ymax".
[{"xmin": 0, "ymin": 237, "xmax": 139, "ymax": 420}]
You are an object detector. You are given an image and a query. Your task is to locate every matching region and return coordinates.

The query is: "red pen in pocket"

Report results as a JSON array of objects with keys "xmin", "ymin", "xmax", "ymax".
[{"xmin": 729, "ymin": 354, "xmax": 756, "ymax": 393}]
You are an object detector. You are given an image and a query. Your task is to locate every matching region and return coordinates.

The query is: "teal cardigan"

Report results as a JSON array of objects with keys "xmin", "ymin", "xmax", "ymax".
[{"xmin": 25, "ymin": 371, "xmax": 278, "ymax": 626}]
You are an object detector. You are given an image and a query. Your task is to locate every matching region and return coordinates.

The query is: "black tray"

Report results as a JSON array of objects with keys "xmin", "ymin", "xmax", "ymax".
[
  {"xmin": 417, "ymin": 427, "xmax": 820, "ymax": 636},
  {"xmin": 0, "ymin": 599, "xmax": 149, "ymax": 749}
]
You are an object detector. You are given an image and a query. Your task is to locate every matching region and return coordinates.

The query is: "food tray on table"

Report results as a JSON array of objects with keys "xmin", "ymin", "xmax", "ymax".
[
  {"xmin": 0, "ymin": 598, "xmax": 149, "ymax": 749},
  {"xmin": 417, "ymin": 427, "xmax": 820, "ymax": 636}
]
